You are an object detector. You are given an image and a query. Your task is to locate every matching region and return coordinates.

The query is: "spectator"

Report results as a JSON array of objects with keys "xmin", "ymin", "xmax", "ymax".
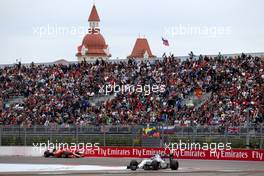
[{"xmin": 0, "ymin": 54, "xmax": 263, "ymax": 127}]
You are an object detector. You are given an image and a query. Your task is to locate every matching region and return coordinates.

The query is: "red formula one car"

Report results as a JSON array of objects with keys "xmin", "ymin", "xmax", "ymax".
[{"xmin": 44, "ymin": 148, "xmax": 83, "ymax": 158}]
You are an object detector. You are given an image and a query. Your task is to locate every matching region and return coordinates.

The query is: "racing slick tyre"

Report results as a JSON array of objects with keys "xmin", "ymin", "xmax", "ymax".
[
  {"xmin": 151, "ymin": 160, "xmax": 159, "ymax": 170},
  {"xmin": 170, "ymin": 160, "xmax": 179, "ymax": 170},
  {"xmin": 75, "ymin": 152, "xmax": 82, "ymax": 158},
  {"xmin": 44, "ymin": 151, "xmax": 51, "ymax": 158},
  {"xmin": 129, "ymin": 160, "xmax": 138, "ymax": 171}
]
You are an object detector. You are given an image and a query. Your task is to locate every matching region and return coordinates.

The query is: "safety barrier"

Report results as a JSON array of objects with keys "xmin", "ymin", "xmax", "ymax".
[
  {"xmin": 82, "ymin": 147, "xmax": 264, "ymax": 161},
  {"xmin": 0, "ymin": 146, "xmax": 45, "ymax": 157},
  {"xmin": 0, "ymin": 146, "xmax": 263, "ymax": 161}
]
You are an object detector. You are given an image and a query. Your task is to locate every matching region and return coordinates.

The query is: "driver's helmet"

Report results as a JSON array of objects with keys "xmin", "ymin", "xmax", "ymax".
[{"xmin": 152, "ymin": 154, "xmax": 161, "ymax": 159}]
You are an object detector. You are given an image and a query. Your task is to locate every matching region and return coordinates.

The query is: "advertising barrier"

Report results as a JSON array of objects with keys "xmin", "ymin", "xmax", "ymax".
[
  {"xmin": 82, "ymin": 147, "xmax": 264, "ymax": 161},
  {"xmin": 0, "ymin": 146, "xmax": 263, "ymax": 161}
]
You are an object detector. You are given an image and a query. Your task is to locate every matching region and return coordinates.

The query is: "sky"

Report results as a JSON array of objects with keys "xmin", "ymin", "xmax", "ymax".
[{"xmin": 0, "ymin": 0, "xmax": 263, "ymax": 64}]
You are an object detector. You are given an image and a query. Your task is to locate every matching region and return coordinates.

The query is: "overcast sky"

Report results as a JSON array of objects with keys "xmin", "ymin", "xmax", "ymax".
[{"xmin": 0, "ymin": 0, "xmax": 263, "ymax": 64}]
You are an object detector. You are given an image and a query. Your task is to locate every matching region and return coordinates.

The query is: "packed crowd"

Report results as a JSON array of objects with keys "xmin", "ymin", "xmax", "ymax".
[{"xmin": 0, "ymin": 53, "xmax": 263, "ymax": 127}]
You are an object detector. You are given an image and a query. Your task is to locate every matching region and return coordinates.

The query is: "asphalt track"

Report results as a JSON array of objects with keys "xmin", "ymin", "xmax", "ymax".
[{"xmin": 0, "ymin": 157, "xmax": 263, "ymax": 176}]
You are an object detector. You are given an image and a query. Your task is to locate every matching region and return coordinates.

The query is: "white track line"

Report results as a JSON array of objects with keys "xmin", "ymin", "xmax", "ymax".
[{"xmin": 0, "ymin": 164, "xmax": 126, "ymax": 172}]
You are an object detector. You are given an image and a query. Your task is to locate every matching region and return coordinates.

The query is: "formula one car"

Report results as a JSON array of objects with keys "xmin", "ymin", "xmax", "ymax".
[
  {"xmin": 43, "ymin": 148, "xmax": 83, "ymax": 158},
  {"xmin": 127, "ymin": 154, "xmax": 179, "ymax": 171}
]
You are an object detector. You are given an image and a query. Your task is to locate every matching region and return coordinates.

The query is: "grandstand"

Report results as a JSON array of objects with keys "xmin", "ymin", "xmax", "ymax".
[{"xmin": 0, "ymin": 52, "xmax": 263, "ymax": 128}]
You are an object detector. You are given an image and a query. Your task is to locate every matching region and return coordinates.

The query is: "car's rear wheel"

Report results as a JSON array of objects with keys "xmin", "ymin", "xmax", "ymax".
[
  {"xmin": 129, "ymin": 160, "xmax": 138, "ymax": 171},
  {"xmin": 61, "ymin": 151, "xmax": 70, "ymax": 158},
  {"xmin": 170, "ymin": 160, "xmax": 179, "ymax": 170}
]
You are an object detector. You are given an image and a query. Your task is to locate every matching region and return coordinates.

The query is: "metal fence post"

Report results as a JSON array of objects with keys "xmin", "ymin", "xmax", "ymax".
[
  {"xmin": 224, "ymin": 126, "xmax": 228, "ymax": 145},
  {"xmin": 49, "ymin": 127, "xmax": 52, "ymax": 143},
  {"xmin": 24, "ymin": 127, "xmax": 27, "ymax": 146},
  {"xmin": 246, "ymin": 126, "xmax": 250, "ymax": 149},
  {"xmin": 161, "ymin": 123, "xmax": 164, "ymax": 147},
  {"xmin": 192, "ymin": 126, "xmax": 196, "ymax": 143},
  {"xmin": 0, "ymin": 126, "xmax": 2, "ymax": 146},
  {"xmin": 131, "ymin": 126, "xmax": 134, "ymax": 147},
  {"xmin": 76, "ymin": 126, "xmax": 79, "ymax": 143},
  {"xmin": 103, "ymin": 131, "xmax": 106, "ymax": 147},
  {"xmin": 260, "ymin": 125, "xmax": 263, "ymax": 149}
]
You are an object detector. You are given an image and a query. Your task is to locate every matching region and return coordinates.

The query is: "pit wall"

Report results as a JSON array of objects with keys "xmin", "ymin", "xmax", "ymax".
[{"xmin": 0, "ymin": 146, "xmax": 263, "ymax": 161}]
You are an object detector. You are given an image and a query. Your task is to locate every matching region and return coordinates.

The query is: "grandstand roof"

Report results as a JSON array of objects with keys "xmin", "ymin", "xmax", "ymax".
[{"xmin": 127, "ymin": 38, "xmax": 156, "ymax": 59}]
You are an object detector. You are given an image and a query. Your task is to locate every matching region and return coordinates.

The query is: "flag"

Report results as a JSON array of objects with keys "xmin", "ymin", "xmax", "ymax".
[
  {"xmin": 228, "ymin": 127, "xmax": 240, "ymax": 134},
  {"xmin": 162, "ymin": 37, "xmax": 169, "ymax": 46}
]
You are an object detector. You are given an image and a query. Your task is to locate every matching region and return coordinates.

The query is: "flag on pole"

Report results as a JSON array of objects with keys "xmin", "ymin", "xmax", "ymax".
[{"xmin": 162, "ymin": 37, "xmax": 169, "ymax": 46}]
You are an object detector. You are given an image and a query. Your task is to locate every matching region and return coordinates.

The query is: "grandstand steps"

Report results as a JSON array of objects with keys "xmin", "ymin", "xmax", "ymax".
[
  {"xmin": 5, "ymin": 96, "xmax": 25, "ymax": 107},
  {"xmin": 193, "ymin": 92, "xmax": 212, "ymax": 110},
  {"xmin": 5, "ymin": 94, "xmax": 114, "ymax": 108},
  {"xmin": 5, "ymin": 95, "xmax": 115, "ymax": 108},
  {"xmin": 183, "ymin": 91, "xmax": 212, "ymax": 110},
  {"xmin": 89, "ymin": 95, "xmax": 115, "ymax": 106}
]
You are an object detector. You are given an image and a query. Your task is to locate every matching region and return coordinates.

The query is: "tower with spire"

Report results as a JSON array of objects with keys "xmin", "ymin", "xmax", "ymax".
[
  {"xmin": 88, "ymin": 4, "xmax": 100, "ymax": 31},
  {"xmin": 76, "ymin": 4, "xmax": 111, "ymax": 61}
]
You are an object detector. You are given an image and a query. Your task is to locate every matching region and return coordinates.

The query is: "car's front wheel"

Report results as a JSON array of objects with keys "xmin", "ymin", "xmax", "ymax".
[
  {"xmin": 44, "ymin": 151, "xmax": 51, "ymax": 158},
  {"xmin": 170, "ymin": 160, "xmax": 179, "ymax": 170},
  {"xmin": 129, "ymin": 160, "xmax": 138, "ymax": 171}
]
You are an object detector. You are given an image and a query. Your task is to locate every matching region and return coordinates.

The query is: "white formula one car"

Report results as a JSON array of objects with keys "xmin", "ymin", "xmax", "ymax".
[{"xmin": 127, "ymin": 154, "xmax": 179, "ymax": 171}]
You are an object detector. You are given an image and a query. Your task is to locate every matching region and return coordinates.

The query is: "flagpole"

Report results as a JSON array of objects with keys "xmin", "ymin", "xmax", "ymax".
[
  {"xmin": 168, "ymin": 38, "xmax": 172, "ymax": 57},
  {"xmin": 169, "ymin": 40, "xmax": 172, "ymax": 56}
]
